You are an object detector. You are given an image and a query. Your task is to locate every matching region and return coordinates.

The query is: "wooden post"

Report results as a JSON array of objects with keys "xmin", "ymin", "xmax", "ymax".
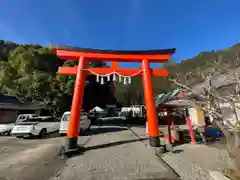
[
  {"xmin": 168, "ymin": 113, "xmax": 172, "ymax": 144},
  {"xmin": 185, "ymin": 109, "xmax": 197, "ymax": 144}
]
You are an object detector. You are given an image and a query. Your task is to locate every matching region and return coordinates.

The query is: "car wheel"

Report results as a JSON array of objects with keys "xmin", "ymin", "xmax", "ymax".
[
  {"xmin": 39, "ymin": 128, "xmax": 47, "ymax": 138},
  {"xmin": 60, "ymin": 133, "xmax": 65, "ymax": 137},
  {"xmin": 16, "ymin": 136, "xmax": 23, "ymax": 138},
  {"xmin": 98, "ymin": 119, "xmax": 103, "ymax": 126}
]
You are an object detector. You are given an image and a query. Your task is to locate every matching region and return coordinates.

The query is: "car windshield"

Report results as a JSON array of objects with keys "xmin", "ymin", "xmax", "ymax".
[
  {"xmin": 16, "ymin": 116, "xmax": 27, "ymax": 123},
  {"xmin": 62, "ymin": 113, "xmax": 86, "ymax": 121},
  {"xmin": 15, "ymin": 119, "xmax": 24, "ymax": 123},
  {"xmin": 62, "ymin": 114, "xmax": 70, "ymax": 121}
]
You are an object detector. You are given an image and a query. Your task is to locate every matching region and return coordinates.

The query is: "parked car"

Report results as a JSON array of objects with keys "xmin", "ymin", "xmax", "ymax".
[
  {"xmin": 0, "ymin": 114, "xmax": 37, "ymax": 136},
  {"xmin": 59, "ymin": 111, "xmax": 91, "ymax": 136},
  {"xmin": 0, "ymin": 123, "xmax": 15, "ymax": 136},
  {"xmin": 11, "ymin": 116, "xmax": 60, "ymax": 138}
]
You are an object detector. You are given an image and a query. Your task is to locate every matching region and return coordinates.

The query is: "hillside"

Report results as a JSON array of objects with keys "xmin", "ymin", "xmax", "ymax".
[
  {"xmin": 167, "ymin": 43, "xmax": 240, "ymax": 87},
  {"xmin": 0, "ymin": 40, "xmax": 18, "ymax": 61},
  {"xmin": 1, "ymin": 40, "xmax": 240, "ymax": 106},
  {"xmin": 0, "ymin": 41, "xmax": 117, "ymax": 114},
  {"xmin": 115, "ymin": 42, "xmax": 240, "ymax": 103}
]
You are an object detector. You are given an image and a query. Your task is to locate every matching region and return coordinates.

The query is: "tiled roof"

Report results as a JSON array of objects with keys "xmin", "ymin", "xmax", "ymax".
[
  {"xmin": 0, "ymin": 95, "xmax": 22, "ymax": 104},
  {"xmin": 155, "ymin": 88, "xmax": 181, "ymax": 106},
  {"xmin": 0, "ymin": 95, "xmax": 46, "ymax": 110}
]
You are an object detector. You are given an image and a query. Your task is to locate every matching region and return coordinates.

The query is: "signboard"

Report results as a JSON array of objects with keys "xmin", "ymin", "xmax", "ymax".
[{"xmin": 188, "ymin": 107, "xmax": 205, "ymax": 127}]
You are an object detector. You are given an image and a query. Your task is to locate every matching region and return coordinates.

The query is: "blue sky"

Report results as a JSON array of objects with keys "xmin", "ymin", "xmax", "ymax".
[{"xmin": 0, "ymin": 0, "xmax": 240, "ymax": 68}]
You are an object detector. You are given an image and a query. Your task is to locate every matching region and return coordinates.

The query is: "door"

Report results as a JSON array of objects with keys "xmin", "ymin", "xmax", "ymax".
[
  {"xmin": 41, "ymin": 117, "xmax": 59, "ymax": 133},
  {"xmin": 51, "ymin": 117, "xmax": 61, "ymax": 132},
  {"xmin": 79, "ymin": 113, "xmax": 86, "ymax": 130},
  {"xmin": 80, "ymin": 113, "xmax": 91, "ymax": 131},
  {"xmin": 60, "ymin": 113, "xmax": 70, "ymax": 132}
]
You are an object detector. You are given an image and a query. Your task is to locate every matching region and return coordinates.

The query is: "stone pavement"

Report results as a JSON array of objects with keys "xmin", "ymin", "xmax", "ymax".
[
  {"xmin": 0, "ymin": 136, "xmax": 68, "ymax": 180},
  {"xmin": 129, "ymin": 126, "xmax": 230, "ymax": 180},
  {"xmin": 50, "ymin": 125, "xmax": 180, "ymax": 180}
]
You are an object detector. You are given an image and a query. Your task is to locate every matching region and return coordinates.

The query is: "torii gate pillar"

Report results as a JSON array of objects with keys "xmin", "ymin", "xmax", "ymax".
[
  {"xmin": 67, "ymin": 56, "xmax": 88, "ymax": 149},
  {"xmin": 142, "ymin": 58, "xmax": 160, "ymax": 147}
]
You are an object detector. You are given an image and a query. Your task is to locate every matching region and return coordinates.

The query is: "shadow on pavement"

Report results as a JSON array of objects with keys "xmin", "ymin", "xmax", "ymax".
[
  {"xmin": 97, "ymin": 119, "xmax": 127, "ymax": 126},
  {"xmin": 172, "ymin": 149, "xmax": 183, "ymax": 154},
  {"xmin": 22, "ymin": 131, "xmax": 61, "ymax": 140},
  {"xmin": 82, "ymin": 126, "xmax": 128, "ymax": 136},
  {"xmin": 135, "ymin": 177, "xmax": 181, "ymax": 180},
  {"xmin": 206, "ymin": 136, "xmax": 227, "ymax": 150},
  {"xmin": 84, "ymin": 137, "xmax": 148, "ymax": 151}
]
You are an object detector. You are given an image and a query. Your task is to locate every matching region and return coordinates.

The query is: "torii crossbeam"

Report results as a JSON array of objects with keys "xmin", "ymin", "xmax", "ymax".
[{"xmin": 54, "ymin": 46, "xmax": 176, "ymax": 152}]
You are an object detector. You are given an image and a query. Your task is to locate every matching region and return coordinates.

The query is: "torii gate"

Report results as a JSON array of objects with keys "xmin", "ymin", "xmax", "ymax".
[{"xmin": 53, "ymin": 47, "xmax": 175, "ymax": 152}]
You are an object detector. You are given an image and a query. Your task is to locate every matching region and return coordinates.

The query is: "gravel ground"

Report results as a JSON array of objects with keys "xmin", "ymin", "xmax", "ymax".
[
  {"xmin": 129, "ymin": 126, "xmax": 230, "ymax": 180},
  {"xmin": 160, "ymin": 144, "xmax": 229, "ymax": 180},
  {"xmin": 0, "ymin": 126, "xmax": 180, "ymax": 180},
  {"xmin": 50, "ymin": 125, "xmax": 180, "ymax": 180},
  {"xmin": 0, "ymin": 133, "xmax": 90, "ymax": 180}
]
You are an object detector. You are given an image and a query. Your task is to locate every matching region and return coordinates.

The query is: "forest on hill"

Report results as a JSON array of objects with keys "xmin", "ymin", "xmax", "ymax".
[
  {"xmin": 0, "ymin": 41, "xmax": 116, "ymax": 114},
  {"xmin": 1, "ymin": 40, "xmax": 240, "ymax": 114},
  {"xmin": 167, "ymin": 43, "xmax": 240, "ymax": 86}
]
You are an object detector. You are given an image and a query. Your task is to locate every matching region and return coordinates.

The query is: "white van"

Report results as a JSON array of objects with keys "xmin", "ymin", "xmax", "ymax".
[{"xmin": 59, "ymin": 111, "xmax": 91, "ymax": 135}]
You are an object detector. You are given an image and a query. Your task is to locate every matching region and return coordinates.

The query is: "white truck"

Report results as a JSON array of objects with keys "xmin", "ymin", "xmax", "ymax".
[{"xmin": 121, "ymin": 105, "xmax": 145, "ymax": 117}]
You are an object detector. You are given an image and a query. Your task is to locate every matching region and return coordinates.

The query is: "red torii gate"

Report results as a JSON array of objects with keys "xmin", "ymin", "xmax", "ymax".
[{"xmin": 53, "ymin": 47, "xmax": 175, "ymax": 153}]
